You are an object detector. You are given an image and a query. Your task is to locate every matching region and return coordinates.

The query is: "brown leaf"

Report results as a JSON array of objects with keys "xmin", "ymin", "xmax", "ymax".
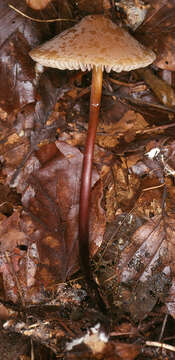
[
  {"xmin": 97, "ymin": 110, "xmax": 148, "ymax": 149},
  {"xmin": 0, "ymin": 211, "xmax": 30, "ymax": 303},
  {"xmin": 20, "ymin": 142, "xmax": 80, "ymax": 287},
  {"xmin": 21, "ymin": 141, "xmax": 105, "ymax": 294},
  {"xmin": 116, "ymin": 214, "xmax": 174, "ymax": 318},
  {"xmin": 98, "ymin": 213, "xmax": 174, "ymax": 319},
  {"xmin": 0, "ymin": 1, "xmax": 66, "ymax": 170},
  {"xmin": 137, "ymin": 1, "xmax": 175, "ymax": 70},
  {"xmin": 0, "ymin": 29, "xmax": 35, "ymax": 113},
  {"xmin": 1, "ymin": 134, "xmax": 31, "ymax": 189},
  {"xmin": 0, "ymin": 141, "xmax": 105, "ymax": 303}
]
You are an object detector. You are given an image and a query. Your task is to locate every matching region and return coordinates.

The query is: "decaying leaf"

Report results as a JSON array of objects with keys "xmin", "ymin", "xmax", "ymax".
[
  {"xmin": 0, "ymin": 141, "xmax": 105, "ymax": 303},
  {"xmin": 97, "ymin": 110, "xmax": 149, "ymax": 149},
  {"xmin": 165, "ymin": 277, "xmax": 175, "ymax": 318},
  {"xmin": 97, "ymin": 214, "xmax": 175, "ymax": 319},
  {"xmin": 137, "ymin": 0, "xmax": 175, "ymax": 72}
]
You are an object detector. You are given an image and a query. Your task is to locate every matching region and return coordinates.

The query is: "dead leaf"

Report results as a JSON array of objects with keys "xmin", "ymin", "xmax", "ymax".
[
  {"xmin": 97, "ymin": 110, "xmax": 149, "ymax": 149},
  {"xmin": 165, "ymin": 277, "xmax": 175, "ymax": 318},
  {"xmin": 20, "ymin": 141, "xmax": 104, "ymax": 297},
  {"xmin": 0, "ymin": 140, "xmax": 105, "ymax": 303},
  {"xmin": 136, "ymin": 1, "xmax": 175, "ymax": 72},
  {"xmin": 0, "ymin": 29, "xmax": 35, "ymax": 113},
  {"xmin": 97, "ymin": 214, "xmax": 175, "ymax": 319}
]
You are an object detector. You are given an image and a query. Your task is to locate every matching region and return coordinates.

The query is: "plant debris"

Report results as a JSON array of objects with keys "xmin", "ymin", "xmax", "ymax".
[{"xmin": 1, "ymin": 1, "xmax": 175, "ymax": 359}]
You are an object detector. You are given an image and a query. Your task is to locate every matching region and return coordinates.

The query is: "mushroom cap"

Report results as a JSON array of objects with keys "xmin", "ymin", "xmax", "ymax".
[{"xmin": 29, "ymin": 15, "xmax": 156, "ymax": 73}]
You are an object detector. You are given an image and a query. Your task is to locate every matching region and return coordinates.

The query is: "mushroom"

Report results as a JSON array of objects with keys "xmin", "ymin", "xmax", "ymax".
[{"xmin": 29, "ymin": 15, "xmax": 156, "ymax": 283}]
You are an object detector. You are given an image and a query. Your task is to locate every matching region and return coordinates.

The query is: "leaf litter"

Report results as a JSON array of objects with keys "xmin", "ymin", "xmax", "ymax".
[{"xmin": 1, "ymin": 0, "xmax": 175, "ymax": 359}]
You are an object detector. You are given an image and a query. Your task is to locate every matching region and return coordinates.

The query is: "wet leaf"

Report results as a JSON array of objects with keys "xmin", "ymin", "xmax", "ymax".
[
  {"xmin": 22, "ymin": 141, "xmax": 96, "ymax": 280},
  {"xmin": 116, "ymin": 214, "xmax": 175, "ymax": 318},
  {"xmin": 0, "ymin": 141, "xmax": 105, "ymax": 303},
  {"xmin": 22, "ymin": 141, "xmax": 104, "ymax": 280},
  {"xmin": 97, "ymin": 213, "xmax": 175, "ymax": 319},
  {"xmin": 0, "ymin": 29, "xmax": 35, "ymax": 113},
  {"xmin": 165, "ymin": 277, "xmax": 175, "ymax": 318},
  {"xmin": 0, "ymin": 1, "xmax": 67, "ymax": 182},
  {"xmin": 137, "ymin": 0, "xmax": 175, "ymax": 70}
]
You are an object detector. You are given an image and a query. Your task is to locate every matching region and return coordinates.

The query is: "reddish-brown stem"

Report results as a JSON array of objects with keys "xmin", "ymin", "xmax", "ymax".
[{"xmin": 79, "ymin": 66, "xmax": 103, "ymax": 279}]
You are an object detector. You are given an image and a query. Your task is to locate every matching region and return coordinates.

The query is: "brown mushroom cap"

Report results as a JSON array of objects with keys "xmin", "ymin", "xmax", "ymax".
[{"xmin": 29, "ymin": 15, "xmax": 156, "ymax": 73}]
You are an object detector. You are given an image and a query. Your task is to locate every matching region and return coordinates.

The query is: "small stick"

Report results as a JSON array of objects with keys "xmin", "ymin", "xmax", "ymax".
[
  {"xmin": 146, "ymin": 341, "xmax": 175, "ymax": 352},
  {"xmin": 107, "ymin": 76, "xmax": 144, "ymax": 88},
  {"xmin": 9, "ymin": 4, "xmax": 76, "ymax": 23},
  {"xmin": 159, "ymin": 313, "xmax": 168, "ymax": 341},
  {"xmin": 142, "ymin": 183, "xmax": 165, "ymax": 192}
]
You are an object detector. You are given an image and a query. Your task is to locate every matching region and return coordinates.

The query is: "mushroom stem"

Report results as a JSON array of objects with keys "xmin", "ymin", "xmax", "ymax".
[{"xmin": 79, "ymin": 65, "xmax": 103, "ymax": 279}]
